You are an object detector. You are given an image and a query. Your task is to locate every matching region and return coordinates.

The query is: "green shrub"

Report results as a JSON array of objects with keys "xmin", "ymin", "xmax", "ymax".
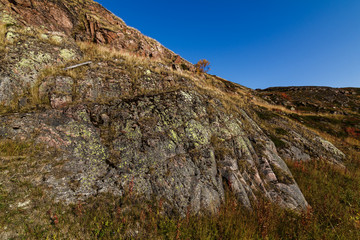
[
  {"xmin": 269, "ymin": 134, "xmax": 286, "ymax": 148},
  {"xmin": 275, "ymin": 127, "xmax": 288, "ymax": 135},
  {"xmin": 255, "ymin": 109, "xmax": 277, "ymax": 120}
]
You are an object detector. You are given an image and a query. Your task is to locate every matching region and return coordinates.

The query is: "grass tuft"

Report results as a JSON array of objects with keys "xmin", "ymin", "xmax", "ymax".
[{"xmin": 0, "ymin": 22, "xmax": 7, "ymax": 52}]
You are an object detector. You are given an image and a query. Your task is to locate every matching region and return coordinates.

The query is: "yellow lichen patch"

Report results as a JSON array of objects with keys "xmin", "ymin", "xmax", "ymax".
[
  {"xmin": 5, "ymin": 31, "xmax": 17, "ymax": 43},
  {"xmin": 50, "ymin": 35, "xmax": 63, "ymax": 45},
  {"xmin": 39, "ymin": 33, "xmax": 49, "ymax": 40},
  {"xmin": 60, "ymin": 49, "xmax": 76, "ymax": 61},
  {"xmin": 16, "ymin": 51, "xmax": 52, "ymax": 71},
  {"xmin": 185, "ymin": 120, "xmax": 209, "ymax": 146},
  {"xmin": 0, "ymin": 12, "xmax": 17, "ymax": 25},
  {"xmin": 169, "ymin": 130, "xmax": 179, "ymax": 143}
]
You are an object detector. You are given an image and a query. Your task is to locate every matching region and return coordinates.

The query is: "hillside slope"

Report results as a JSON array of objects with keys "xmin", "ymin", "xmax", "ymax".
[
  {"xmin": 256, "ymin": 86, "xmax": 360, "ymax": 157},
  {"xmin": 0, "ymin": 0, "xmax": 358, "ymax": 238}
]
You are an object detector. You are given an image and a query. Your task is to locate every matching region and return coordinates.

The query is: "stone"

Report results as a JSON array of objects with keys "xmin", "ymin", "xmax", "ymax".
[
  {"xmin": 0, "ymin": 0, "xmax": 355, "ymax": 218},
  {"xmin": 50, "ymin": 94, "xmax": 72, "ymax": 109},
  {"xmin": 17, "ymin": 200, "xmax": 31, "ymax": 209}
]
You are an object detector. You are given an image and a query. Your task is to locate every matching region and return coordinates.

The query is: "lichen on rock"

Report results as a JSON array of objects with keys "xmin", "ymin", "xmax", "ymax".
[
  {"xmin": 60, "ymin": 48, "xmax": 76, "ymax": 60},
  {"xmin": 0, "ymin": 0, "xmax": 354, "ymax": 218}
]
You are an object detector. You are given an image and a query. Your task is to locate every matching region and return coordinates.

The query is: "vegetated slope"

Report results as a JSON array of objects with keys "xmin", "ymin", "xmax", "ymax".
[
  {"xmin": 257, "ymin": 86, "xmax": 360, "ymax": 114},
  {"xmin": 256, "ymin": 87, "xmax": 360, "ymax": 155},
  {"xmin": 254, "ymin": 87, "xmax": 360, "ymax": 238},
  {"xmin": 0, "ymin": 0, "xmax": 358, "ymax": 238}
]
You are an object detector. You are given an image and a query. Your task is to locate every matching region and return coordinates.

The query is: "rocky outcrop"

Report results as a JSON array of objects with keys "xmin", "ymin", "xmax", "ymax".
[
  {"xmin": 0, "ymin": 89, "xmax": 310, "ymax": 213},
  {"xmin": 0, "ymin": 28, "xmax": 82, "ymax": 104},
  {"xmin": 0, "ymin": 0, "xmax": 349, "ymax": 214},
  {"xmin": 0, "ymin": 0, "xmax": 192, "ymax": 65},
  {"xmin": 253, "ymin": 114, "xmax": 346, "ymax": 166}
]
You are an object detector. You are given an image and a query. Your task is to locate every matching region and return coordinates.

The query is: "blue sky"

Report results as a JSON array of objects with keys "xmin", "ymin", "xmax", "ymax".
[{"xmin": 97, "ymin": 0, "xmax": 360, "ymax": 89}]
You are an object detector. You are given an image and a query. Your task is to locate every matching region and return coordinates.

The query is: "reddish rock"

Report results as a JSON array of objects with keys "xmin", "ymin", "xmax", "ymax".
[
  {"xmin": 0, "ymin": 0, "xmax": 193, "ymax": 69},
  {"xmin": 174, "ymin": 55, "xmax": 182, "ymax": 64}
]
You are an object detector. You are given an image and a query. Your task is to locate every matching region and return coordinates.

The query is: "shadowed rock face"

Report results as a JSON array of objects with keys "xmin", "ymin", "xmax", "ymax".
[{"xmin": 0, "ymin": 0, "xmax": 349, "ymax": 214}]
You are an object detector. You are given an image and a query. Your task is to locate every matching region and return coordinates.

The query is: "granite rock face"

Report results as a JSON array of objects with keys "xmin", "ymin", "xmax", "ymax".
[
  {"xmin": 0, "ymin": 90, "xmax": 310, "ymax": 213},
  {"xmin": 0, "ymin": 0, "xmax": 348, "ymax": 214}
]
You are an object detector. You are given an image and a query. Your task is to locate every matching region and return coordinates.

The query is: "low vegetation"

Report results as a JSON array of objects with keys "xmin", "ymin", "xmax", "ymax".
[
  {"xmin": 1, "ymin": 1, "xmax": 359, "ymax": 239},
  {"xmin": 1, "ymin": 139, "xmax": 359, "ymax": 239},
  {"xmin": 76, "ymin": 41, "xmax": 252, "ymax": 110},
  {"xmin": 0, "ymin": 18, "xmax": 358, "ymax": 240},
  {"xmin": 195, "ymin": 59, "xmax": 211, "ymax": 74},
  {"xmin": 0, "ymin": 22, "xmax": 6, "ymax": 52},
  {"xmin": 77, "ymin": 41, "xmax": 165, "ymax": 67}
]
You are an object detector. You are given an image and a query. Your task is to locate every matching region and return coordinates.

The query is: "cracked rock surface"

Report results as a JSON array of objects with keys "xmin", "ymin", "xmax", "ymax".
[
  {"xmin": 1, "ymin": 88, "xmax": 343, "ymax": 213},
  {"xmin": 0, "ymin": 0, "xmax": 350, "ymax": 215}
]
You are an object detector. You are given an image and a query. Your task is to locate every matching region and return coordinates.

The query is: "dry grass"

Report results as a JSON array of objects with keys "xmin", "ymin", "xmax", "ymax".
[
  {"xmin": 77, "ymin": 41, "xmax": 165, "ymax": 67},
  {"xmin": 252, "ymin": 98, "xmax": 297, "ymax": 113},
  {"xmin": 345, "ymin": 137, "xmax": 360, "ymax": 147},
  {"xmin": 0, "ymin": 140, "xmax": 61, "ymax": 238},
  {"xmin": 30, "ymin": 66, "xmax": 64, "ymax": 105},
  {"xmin": 30, "ymin": 64, "xmax": 87, "ymax": 105},
  {"xmin": 2, "ymin": 155, "xmax": 359, "ymax": 239},
  {"xmin": 252, "ymin": 96, "xmax": 359, "ymax": 151},
  {"xmin": 282, "ymin": 112, "xmax": 356, "ymax": 150},
  {"xmin": 76, "ymin": 41, "xmax": 253, "ymax": 111},
  {"xmin": 7, "ymin": 62, "xmax": 88, "ymax": 112},
  {"xmin": 0, "ymin": 62, "xmax": 88, "ymax": 114},
  {"xmin": 0, "ymin": 38, "xmax": 359, "ymax": 239},
  {"xmin": 251, "ymin": 97, "xmax": 352, "ymax": 119},
  {"xmin": 0, "ymin": 22, "xmax": 7, "ymax": 52}
]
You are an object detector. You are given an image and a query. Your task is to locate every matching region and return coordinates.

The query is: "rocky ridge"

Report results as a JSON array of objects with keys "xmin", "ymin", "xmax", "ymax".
[{"xmin": 0, "ymin": 0, "xmax": 351, "ymax": 216}]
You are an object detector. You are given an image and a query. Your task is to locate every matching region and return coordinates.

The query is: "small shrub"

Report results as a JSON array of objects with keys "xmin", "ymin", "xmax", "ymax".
[
  {"xmin": 195, "ymin": 59, "xmax": 210, "ymax": 74},
  {"xmin": 269, "ymin": 134, "xmax": 286, "ymax": 148},
  {"xmin": 346, "ymin": 127, "xmax": 360, "ymax": 138},
  {"xmin": 275, "ymin": 127, "xmax": 288, "ymax": 135},
  {"xmin": 279, "ymin": 92, "xmax": 291, "ymax": 100},
  {"xmin": 255, "ymin": 109, "xmax": 277, "ymax": 120}
]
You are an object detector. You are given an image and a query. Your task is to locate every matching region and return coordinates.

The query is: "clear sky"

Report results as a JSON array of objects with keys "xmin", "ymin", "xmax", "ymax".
[{"xmin": 96, "ymin": 0, "xmax": 360, "ymax": 89}]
